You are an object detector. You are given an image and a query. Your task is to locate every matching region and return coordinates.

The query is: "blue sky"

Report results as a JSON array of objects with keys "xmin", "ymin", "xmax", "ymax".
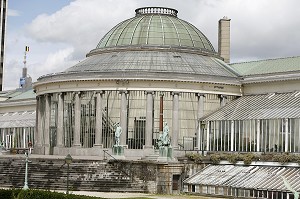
[{"xmin": 4, "ymin": 0, "xmax": 300, "ymax": 90}]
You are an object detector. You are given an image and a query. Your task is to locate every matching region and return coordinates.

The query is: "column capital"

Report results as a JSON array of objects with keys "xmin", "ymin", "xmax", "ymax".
[
  {"xmin": 219, "ymin": 94, "xmax": 227, "ymax": 99},
  {"xmin": 58, "ymin": 92, "xmax": 65, "ymax": 97},
  {"xmin": 171, "ymin": 91, "xmax": 180, "ymax": 96},
  {"xmin": 119, "ymin": 90, "xmax": 128, "ymax": 94},
  {"xmin": 73, "ymin": 91, "xmax": 81, "ymax": 96},
  {"xmin": 44, "ymin": 93, "xmax": 52, "ymax": 98},
  {"xmin": 96, "ymin": 90, "xmax": 105, "ymax": 95},
  {"xmin": 145, "ymin": 91, "xmax": 155, "ymax": 95},
  {"xmin": 196, "ymin": 93, "xmax": 206, "ymax": 97}
]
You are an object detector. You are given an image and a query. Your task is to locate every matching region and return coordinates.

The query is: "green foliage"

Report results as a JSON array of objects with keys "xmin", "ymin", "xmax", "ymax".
[
  {"xmin": 242, "ymin": 153, "xmax": 259, "ymax": 165},
  {"xmin": 0, "ymin": 189, "xmax": 17, "ymax": 199},
  {"xmin": 210, "ymin": 153, "xmax": 222, "ymax": 164},
  {"xmin": 223, "ymin": 153, "xmax": 241, "ymax": 164},
  {"xmin": 0, "ymin": 189, "xmax": 104, "ymax": 199},
  {"xmin": 209, "ymin": 152, "xmax": 300, "ymax": 165},
  {"xmin": 185, "ymin": 153, "xmax": 202, "ymax": 163},
  {"xmin": 269, "ymin": 153, "xmax": 300, "ymax": 165},
  {"xmin": 259, "ymin": 153, "xmax": 275, "ymax": 161},
  {"xmin": 209, "ymin": 153, "xmax": 259, "ymax": 165}
]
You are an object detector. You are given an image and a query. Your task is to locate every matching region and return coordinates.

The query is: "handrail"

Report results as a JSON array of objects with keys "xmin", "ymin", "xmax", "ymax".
[{"xmin": 103, "ymin": 150, "xmax": 132, "ymax": 180}]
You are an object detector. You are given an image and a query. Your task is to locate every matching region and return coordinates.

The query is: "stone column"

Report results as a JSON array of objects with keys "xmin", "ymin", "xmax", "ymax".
[
  {"xmin": 56, "ymin": 93, "xmax": 64, "ymax": 148},
  {"xmin": 206, "ymin": 122, "xmax": 210, "ymax": 151},
  {"xmin": 73, "ymin": 92, "xmax": 81, "ymax": 147},
  {"xmin": 285, "ymin": 118, "xmax": 289, "ymax": 152},
  {"xmin": 35, "ymin": 96, "xmax": 42, "ymax": 151},
  {"xmin": 145, "ymin": 91, "xmax": 154, "ymax": 149},
  {"xmin": 230, "ymin": 120, "xmax": 234, "ymax": 151},
  {"xmin": 44, "ymin": 94, "xmax": 51, "ymax": 154},
  {"xmin": 220, "ymin": 94, "xmax": 227, "ymax": 107},
  {"xmin": 94, "ymin": 91, "xmax": 104, "ymax": 147},
  {"xmin": 120, "ymin": 90, "xmax": 128, "ymax": 146},
  {"xmin": 196, "ymin": 93, "xmax": 205, "ymax": 149},
  {"xmin": 256, "ymin": 120, "xmax": 260, "ymax": 152},
  {"xmin": 171, "ymin": 92, "xmax": 180, "ymax": 149}
]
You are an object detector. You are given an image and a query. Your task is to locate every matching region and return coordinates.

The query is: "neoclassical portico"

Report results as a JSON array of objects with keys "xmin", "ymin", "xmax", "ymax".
[{"xmin": 34, "ymin": 84, "xmax": 240, "ymax": 157}]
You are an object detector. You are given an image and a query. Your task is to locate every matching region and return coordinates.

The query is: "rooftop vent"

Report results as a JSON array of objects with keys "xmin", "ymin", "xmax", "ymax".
[{"xmin": 135, "ymin": 7, "xmax": 178, "ymax": 17}]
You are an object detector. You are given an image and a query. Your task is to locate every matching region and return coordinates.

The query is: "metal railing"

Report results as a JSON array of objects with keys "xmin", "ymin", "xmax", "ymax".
[{"xmin": 103, "ymin": 149, "xmax": 132, "ymax": 180}]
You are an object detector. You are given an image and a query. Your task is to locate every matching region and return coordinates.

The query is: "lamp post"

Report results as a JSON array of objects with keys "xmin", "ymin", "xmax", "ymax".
[
  {"xmin": 200, "ymin": 121, "xmax": 206, "ymax": 156},
  {"xmin": 65, "ymin": 154, "xmax": 73, "ymax": 194},
  {"xmin": 23, "ymin": 152, "xmax": 30, "ymax": 190}
]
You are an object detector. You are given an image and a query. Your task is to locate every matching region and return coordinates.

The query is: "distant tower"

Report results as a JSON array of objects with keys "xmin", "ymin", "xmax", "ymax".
[
  {"xmin": 218, "ymin": 16, "xmax": 231, "ymax": 63},
  {"xmin": 0, "ymin": 0, "xmax": 7, "ymax": 91},
  {"xmin": 20, "ymin": 46, "xmax": 32, "ymax": 90}
]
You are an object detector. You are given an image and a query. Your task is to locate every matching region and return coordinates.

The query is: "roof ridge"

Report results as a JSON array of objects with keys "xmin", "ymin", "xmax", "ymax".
[{"xmin": 230, "ymin": 55, "xmax": 300, "ymax": 65}]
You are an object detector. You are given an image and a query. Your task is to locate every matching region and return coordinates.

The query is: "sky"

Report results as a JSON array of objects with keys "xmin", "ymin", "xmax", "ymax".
[{"xmin": 5, "ymin": 0, "xmax": 300, "ymax": 90}]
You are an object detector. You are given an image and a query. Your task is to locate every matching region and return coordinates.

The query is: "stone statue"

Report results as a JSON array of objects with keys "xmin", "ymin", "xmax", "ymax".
[
  {"xmin": 282, "ymin": 176, "xmax": 299, "ymax": 199},
  {"xmin": 157, "ymin": 122, "xmax": 170, "ymax": 148},
  {"xmin": 114, "ymin": 122, "xmax": 122, "ymax": 146},
  {"xmin": 0, "ymin": 141, "xmax": 3, "ymax": 150}
]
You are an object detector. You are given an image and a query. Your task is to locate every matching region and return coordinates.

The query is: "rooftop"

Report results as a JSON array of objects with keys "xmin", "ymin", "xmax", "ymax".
[
  {"xmin": 185, "ymin": 164, "xmax": 300, "ymax": 192},
  {"xmin": 230, "ymin": 56, "xmax": 300, "ymax": 76},
  {"xmin": 93, "ymin": 7, "xmax": 215, "ymax": 54},
  {"xmin": 202, "ymin": 91, "xmax": 300, "ymax": 121}
]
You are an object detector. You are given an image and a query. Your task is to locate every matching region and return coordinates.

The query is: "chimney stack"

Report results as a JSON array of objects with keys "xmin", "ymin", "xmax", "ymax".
[{"xmin": 218, "ymin": 16, "xmax": 231, "ymax": 63}]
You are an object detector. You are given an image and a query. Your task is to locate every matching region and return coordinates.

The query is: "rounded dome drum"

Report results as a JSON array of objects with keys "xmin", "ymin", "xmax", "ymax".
[{"xmin": 96, "ymin": 7, "xmax": 215, "ymax": 53}]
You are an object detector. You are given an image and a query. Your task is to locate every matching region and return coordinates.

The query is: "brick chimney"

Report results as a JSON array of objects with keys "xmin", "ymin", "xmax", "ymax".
[{"xmin": 218, "ymin": 16, "xmax": 231, "ymax": 63}]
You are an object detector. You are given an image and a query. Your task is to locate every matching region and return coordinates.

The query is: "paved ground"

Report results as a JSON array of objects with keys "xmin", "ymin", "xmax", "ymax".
[{"xmin": 65, "ymin": 191, "xmax": 221, "ymax": 199}]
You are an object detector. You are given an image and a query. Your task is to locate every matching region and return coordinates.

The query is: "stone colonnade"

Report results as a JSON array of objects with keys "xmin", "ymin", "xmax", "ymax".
[{"xmin": 35, "ymin": 90, "xmax": 230, "ymax": 155}]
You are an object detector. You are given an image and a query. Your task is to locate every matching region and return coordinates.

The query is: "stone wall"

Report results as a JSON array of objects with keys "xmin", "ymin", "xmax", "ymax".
[{"xmin": 0, "ymin": 155, "xmax": 206, "ymax": 194}]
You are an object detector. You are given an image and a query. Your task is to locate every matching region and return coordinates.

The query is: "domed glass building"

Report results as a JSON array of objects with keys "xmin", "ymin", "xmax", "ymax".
[{"xmin": 33, "ymin": 7, "xmax": 241, "ymax": 156}]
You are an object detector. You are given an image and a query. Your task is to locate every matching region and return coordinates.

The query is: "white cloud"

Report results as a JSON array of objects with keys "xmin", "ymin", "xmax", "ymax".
[
  {"xmin": 4, "ymin": 0, "xmax": 300, "ymax": 90},
  {"xmin": 7, "ymin": 9, "xmax": 20, "ymax": 17},
  {"xmin": 31, "ymin": 47, "xmax": 77, "ymax": 79},
  {"xmin": 4, "ymin": 47, "xmax": 76, "ymax": 90},
  {"xmin": 26, "ymin": 0, "xmax": 138, "ymax": 58}
]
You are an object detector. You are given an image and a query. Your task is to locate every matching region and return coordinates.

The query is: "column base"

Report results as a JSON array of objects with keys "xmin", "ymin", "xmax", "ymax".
[
  {"xmin": 73, "ymin": 144, "xmax": 81, "ymax": 147},
  {"xmin": 93, "ymin": 144, "xmax": 103, "ymax": 148},
  {"xmin": 44, "ymin": 145, "xmax": 50, "ymax": 155},
  {"xmin": 143, "ymin": 145, "xmax": 154, "ymax": 149},
  {"xmin": 33, "ymin": 144, "xmax": 44, "ymax": 155}
]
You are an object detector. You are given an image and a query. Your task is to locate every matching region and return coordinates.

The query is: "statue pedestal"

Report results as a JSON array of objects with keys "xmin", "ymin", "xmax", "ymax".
[
  {"xmin": 112, "ymin": 145, "xmax": 125, "ymax": 159},
  {"xmin": 157, "ymin": 146, "xmax": 174, "ymax": 162},
  {"xmin": 113, "ymin": 145, "xmax": 124, "ymax": 155}
]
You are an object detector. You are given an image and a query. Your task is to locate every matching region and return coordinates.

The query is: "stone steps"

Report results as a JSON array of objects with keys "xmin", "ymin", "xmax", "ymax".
[{"xmin": 0, "ymin": 157, "xmax": 143, "ymax": 192}]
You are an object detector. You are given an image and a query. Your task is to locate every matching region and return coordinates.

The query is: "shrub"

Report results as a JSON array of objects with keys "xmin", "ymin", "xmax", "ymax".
[
  {"xmin": 242, "ymin": 153, "xmax": 259, "ymax": 165},
  {"xmin": 0, "ymin": 189, "xmax": 103, "ymax": 199},
  {"xmin": 223, "ymin": 153, "xmax": 241, "ymax": 164},
  {"xmin": 273, "ymin": 153, "xmax": 291, "ymax": 164},
  {"xmin": 210, "ymin": 153, "xmax": 222, "ymax": 164},
  {"xmin": 259, "ymin": 153, "xmax": 275, "ymax": 161},
  {"xmin": 288, "ymin": 154, "xmax": 300, "ymax": 164},
  {"xmin": 185, "ymin": 153, "xmax": 202, "ymax": 163}
]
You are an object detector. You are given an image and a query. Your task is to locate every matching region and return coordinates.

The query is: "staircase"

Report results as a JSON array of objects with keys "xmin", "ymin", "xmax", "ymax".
[{"xmin": 0, "ymin": 157, "xmax": 145, "ymax": 192}]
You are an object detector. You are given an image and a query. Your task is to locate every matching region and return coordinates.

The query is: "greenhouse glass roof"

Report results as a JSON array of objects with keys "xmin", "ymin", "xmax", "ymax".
[
  {"xmin": 202, "ymin": 92, "xmax": 300, "ymax": 121},
  {"xmin": 184, "ymin": 164, "xmax": 300, "ymax": 192},
  {"xmin": 0, "ymin": 111, "xmax": 36, "ymax": 128}
]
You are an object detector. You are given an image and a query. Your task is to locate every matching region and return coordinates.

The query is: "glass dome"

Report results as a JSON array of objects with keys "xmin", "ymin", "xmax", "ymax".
[{"xmin": 95, "ymin": 7, "xmax": 215, "ymax": 53}]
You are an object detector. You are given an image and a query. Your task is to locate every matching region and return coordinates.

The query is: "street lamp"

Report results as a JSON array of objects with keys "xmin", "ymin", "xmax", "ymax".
[
  {"xmin": 65, "ymin": 154, "xmax": 73, "ymax": 194},
  {"xmin": 200, "ymin": 121, "xmax": 206, "ymax": 156},
  {"xmin": 23, "ymin": 152, "xmax": 30, "ymax": 190}
]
